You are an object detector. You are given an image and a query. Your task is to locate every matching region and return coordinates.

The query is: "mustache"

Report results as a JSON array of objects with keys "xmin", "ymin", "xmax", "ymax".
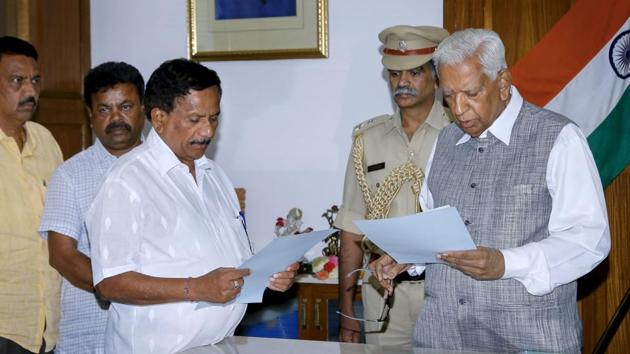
[
  {"xmin": 18, "ymin": 96, "xmax": 37, "ymax": 106},
  {"xmin": 393, "ymin": 87, "xmax": 418, "ymax": 97},
  {"xmin": 190, "ymin": 138, "xmax": 212, "ymax": 146},
  {"xmin": 105, "ymin": 121, "xmax": 132, "ymax": 134}
]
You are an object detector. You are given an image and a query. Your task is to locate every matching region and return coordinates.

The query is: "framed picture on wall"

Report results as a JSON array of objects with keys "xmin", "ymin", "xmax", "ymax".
[{"xmin": 188, "ymin": 0, "xmax": 328, "ymax": 61}]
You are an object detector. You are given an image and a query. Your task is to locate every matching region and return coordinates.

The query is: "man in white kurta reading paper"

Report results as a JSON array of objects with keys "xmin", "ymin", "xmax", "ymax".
[{"xmin": 87, "ymin": 59, "xmax": 298, "ymax": 354}]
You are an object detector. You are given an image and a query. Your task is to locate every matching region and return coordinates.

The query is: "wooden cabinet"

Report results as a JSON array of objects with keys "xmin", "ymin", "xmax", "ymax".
[{"xmin": 296, "ymin": 277, "xmax": 361, "ymax": 341}]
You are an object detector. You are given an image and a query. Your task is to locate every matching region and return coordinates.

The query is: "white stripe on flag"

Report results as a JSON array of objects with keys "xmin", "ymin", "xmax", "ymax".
[{"xmin": 545, "ymin": 17, "xmax": 630, "ymax": 136}]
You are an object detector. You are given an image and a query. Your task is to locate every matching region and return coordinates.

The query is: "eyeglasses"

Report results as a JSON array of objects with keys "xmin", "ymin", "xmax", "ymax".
[{"xmin": 335, "ymin": 268, "xmax": 393, "ymax": 323}]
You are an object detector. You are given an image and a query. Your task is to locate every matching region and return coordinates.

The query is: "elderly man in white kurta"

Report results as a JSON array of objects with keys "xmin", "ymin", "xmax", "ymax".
[{"xmin": 86, "ymin": 59, "xmax": 298, "ymax": 354}]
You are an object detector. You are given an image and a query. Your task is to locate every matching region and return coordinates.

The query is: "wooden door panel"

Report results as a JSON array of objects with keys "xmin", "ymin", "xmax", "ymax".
[
  {"xmin": 46, "ymin": 125, "xmax": 85, "ymax": 160},
  {"xmin": 32, "ymin": 0, "xmax": 91, "ymax": 158},
  {"xmin": 36, "ymin": 1, "xmax": 85, "ymax": 93},
  {"xmin": 37, "ymin": 96, "xmax": 86, "ymax": 124}
]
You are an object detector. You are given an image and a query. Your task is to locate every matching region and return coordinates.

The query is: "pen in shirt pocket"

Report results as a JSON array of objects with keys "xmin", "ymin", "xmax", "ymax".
[
  {"xmin": 237, "ymin": 211, "xmax": 254, "ymax": 253},
  {"xmin": 237, "ymin": 211, "xmax": 247, "ymax": 231}
]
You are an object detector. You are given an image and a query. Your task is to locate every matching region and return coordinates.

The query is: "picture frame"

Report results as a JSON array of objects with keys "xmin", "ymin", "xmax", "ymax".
[{"xmin": 188, "ymin": 0, "xmax": 328, "ymax": 61}]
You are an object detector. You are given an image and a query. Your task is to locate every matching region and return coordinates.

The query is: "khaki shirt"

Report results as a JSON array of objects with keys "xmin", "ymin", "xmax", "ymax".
[
  {"xmin": 0, "ymin": 121, "xmax": 62, "ymax": 352},
  {"xmin": 335, "ymin": 101, "xmax": 451, "ymax": 235}
]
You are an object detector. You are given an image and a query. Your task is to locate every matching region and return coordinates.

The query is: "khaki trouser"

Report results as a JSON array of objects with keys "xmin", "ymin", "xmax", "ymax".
[{"xmin": 362, "ymin": 278, "xmax": 424, "ymax": 349}]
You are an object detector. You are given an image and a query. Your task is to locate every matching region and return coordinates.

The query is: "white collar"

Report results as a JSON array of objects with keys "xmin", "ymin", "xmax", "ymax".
[
  {"xmin": 146, "ymin": 128, "xmax": 212, "ymax": 177},
  {"xmin": 455, "ymin": 85, "xmax": 524, "ymax": 145}
]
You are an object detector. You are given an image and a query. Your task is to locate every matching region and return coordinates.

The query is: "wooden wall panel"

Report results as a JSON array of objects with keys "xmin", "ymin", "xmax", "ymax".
[
  {"xmin": 37, "ymin": 96, "xmax": 86, "ymax": 124},
  {"xmin": 46, "ymin": 125, "xmax": 85, "ymax": 158},
  {"xmin": 490, "ymin": 0, "xmax": 575, "ymax": 66},
  {"xmin": 581, "ymin": 166, "xmax": 630, "ymax": 352},
  {"xmin": 36, "ymin": 2, "xmax": 84, "ymax": 93},
  {"xmin": 444, "ymin": 0, "xmax": 575, "ymax": 67},
  {"xmin": 0, "ymin": 0, "xmax": 19, "ymax": 36},
  {"xmin": 444, "ymin": 1, "xmax": 630, "ymax": 352},
  {"xmin": 443, "ymin": 0, "xmax": 486, "ymax": 33}
]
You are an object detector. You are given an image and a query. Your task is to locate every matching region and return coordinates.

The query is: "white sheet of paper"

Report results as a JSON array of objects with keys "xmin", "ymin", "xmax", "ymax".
[
  {"xmin": 195, "ymin": 229, "xmax": 335, "ymax": 309},
  {"xmin": 353, "ymin": 206, "xmax": 476, "ymax": 264},
  {"xmin": 235, "ymin": 229, "xmax": 336, "ymax": 303}
]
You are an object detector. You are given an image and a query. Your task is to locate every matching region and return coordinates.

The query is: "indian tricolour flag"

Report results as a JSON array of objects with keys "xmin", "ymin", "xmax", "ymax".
[{"xmin": 511, "ymin": 0, "xmax": 630, "ymax": 187}]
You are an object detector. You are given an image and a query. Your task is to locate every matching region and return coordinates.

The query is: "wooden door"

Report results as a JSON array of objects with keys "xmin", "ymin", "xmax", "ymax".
[
  {"xmin": 0, "ymin": 0, "xmax": 91, "ymax": 159},
  {"xmin": 444, "ymin": 1, "xmax": 630, "ymax": 352}
]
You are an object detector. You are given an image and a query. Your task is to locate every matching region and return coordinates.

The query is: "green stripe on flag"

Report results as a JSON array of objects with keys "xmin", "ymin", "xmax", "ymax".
[{"xmin": 587, "ymin": 86, "xmax": 630, "ymax": 187}]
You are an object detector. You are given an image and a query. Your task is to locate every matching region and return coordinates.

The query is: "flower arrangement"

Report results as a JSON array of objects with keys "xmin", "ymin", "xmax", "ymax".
[
  {"xmin": 305, "ymin": 205, "xmax": 341, "ymax": 280},
  {"xmin": 311, "ymin": 255, "xmax": 338, "ymax": 280}
]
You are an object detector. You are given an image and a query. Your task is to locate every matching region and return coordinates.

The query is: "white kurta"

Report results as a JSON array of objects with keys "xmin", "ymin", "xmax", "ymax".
[{"xmin": 87, "ymin": 129, "xmax": 252, "ymax": 354}]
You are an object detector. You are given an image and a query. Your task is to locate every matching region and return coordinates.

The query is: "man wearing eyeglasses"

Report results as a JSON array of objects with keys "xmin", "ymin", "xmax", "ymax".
[{"xmin": 334, "ymin": 26, "xmax": 451, "ymax": 348}]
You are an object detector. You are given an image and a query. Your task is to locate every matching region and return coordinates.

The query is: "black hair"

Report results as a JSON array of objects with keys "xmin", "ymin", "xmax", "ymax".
[
  {"xmin": 83, "ymin": 61, "xmax": 145, "ymax": 107},
  {"xmin": 0, "ymin": 36, "xmax": 38, "ymax": 60},
  {"xmin": 144, "ymin": 58, "xmax": 222, "ymax": 120}
]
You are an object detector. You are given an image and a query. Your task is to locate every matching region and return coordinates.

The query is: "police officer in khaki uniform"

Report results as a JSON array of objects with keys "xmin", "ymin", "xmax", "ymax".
[{"xmin": 334, "ymin": 26, "xmax": 450, "ymax": 348}]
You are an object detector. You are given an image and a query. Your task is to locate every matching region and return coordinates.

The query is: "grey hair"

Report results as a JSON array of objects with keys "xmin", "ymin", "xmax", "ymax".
[
  {"xmin": 433, "ymin": 28, "xmax": 507, "ymax": 80},
  {"xmin": 428, "ymin": 60, "xmax": 437, "ymax": 81}
]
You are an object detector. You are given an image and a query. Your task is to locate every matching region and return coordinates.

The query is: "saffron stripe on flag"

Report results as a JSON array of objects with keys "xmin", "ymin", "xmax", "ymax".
[
  {"xmin": 511, "ymin": 0, "xmax": 630, "ymax": 107},
  {"xmin": 587, "ymin": 87, "xmax": 630, "ymax": 187}
]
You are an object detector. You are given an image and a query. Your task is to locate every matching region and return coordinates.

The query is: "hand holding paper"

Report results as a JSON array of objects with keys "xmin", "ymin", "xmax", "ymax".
[
  {"xmin": 266, "ymin": 262, "xmax": 300, "ymax": 292},
  {"xmin": 354, "ymin": 206, "xmax": 476, "ymax": 264},
  {"xmin": 438, "ymin": 246, "xmax": 505, "ymax": 280},
  {"xmin": 236, "ymin": 229, "xmax": 336, "ymax": 303},
  {"xmin": 195, "ymin": 229, "xmax": 335, "ymax": 308},
  {"xmin": 194, "ymin": 267, "xmax": 250, "ymax": 303}
]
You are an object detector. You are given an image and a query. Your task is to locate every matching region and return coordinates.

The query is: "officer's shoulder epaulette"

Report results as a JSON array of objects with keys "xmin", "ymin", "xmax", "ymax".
[{"xmin": 352, "ymin": 114, "xmax": 390, "ymax": 137}]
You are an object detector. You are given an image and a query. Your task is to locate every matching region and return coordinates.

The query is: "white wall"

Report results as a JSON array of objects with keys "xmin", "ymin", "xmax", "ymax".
[{"xmin": 92, "ymin": 0, "xmax": 442, "ymax": 251}]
